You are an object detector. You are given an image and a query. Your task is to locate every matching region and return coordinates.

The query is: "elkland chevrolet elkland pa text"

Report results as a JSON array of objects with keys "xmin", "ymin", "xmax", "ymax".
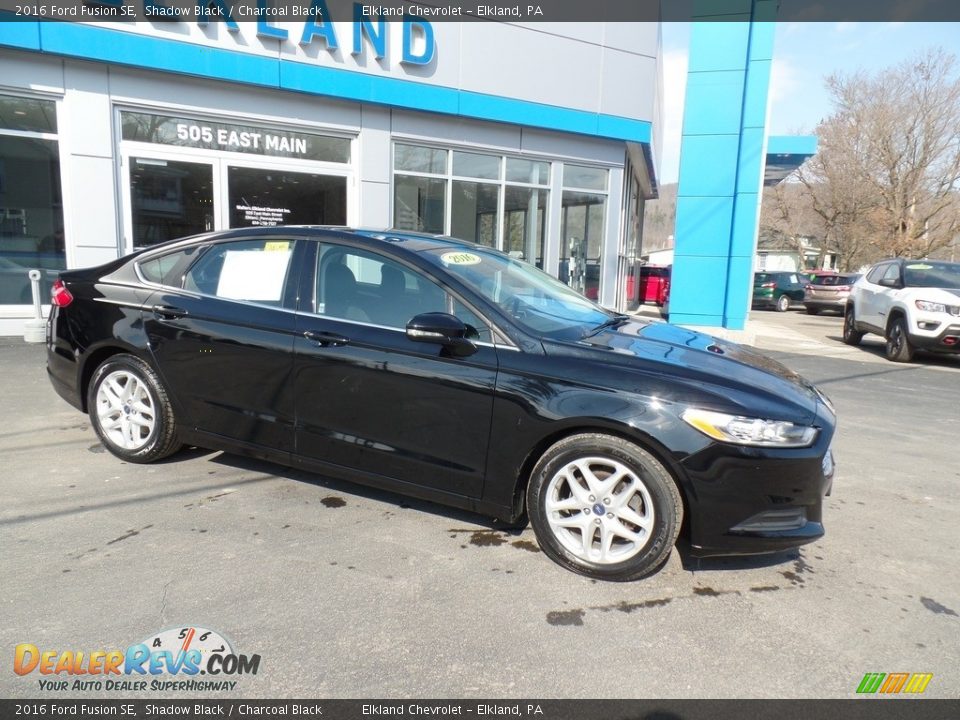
[{"xmin": 46, "ymin": 227, "xmax": 836, "ymax": 581}]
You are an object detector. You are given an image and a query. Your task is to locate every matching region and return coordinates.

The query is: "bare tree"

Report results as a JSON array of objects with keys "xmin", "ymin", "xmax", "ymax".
[
  {"xmin": 795, "ymin": 113, "xmax": 879, "ymax": 271},
  {"xmin": 823, "ymin": 49, "xmax": 960, "ymax": 259}
]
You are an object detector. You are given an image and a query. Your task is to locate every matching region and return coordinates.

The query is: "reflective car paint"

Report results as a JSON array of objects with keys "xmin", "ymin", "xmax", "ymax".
[{"xmin": 47, "ymin": 226, "xmax": 836, "ymax": 557}]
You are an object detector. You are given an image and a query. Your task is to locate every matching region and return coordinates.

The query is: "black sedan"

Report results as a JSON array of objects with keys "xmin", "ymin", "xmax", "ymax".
[{"xmin": 46, "ymin": 227, "xmax": 836, "ymax": 581}]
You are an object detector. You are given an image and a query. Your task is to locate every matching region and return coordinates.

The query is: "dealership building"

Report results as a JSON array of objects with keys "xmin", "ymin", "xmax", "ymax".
[
  {"xmin": 0, "ymin": 5, "xmax": 811, "ymax": 336},
  {"xmin": 0, "ymin": 15, "xmax": 663, "ymax": 335}
]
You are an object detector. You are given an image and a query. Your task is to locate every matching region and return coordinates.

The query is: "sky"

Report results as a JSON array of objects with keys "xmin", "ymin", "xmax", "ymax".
[{"xmin": 657, "ymin": 22, "xmax": 960, "ymax": 185}]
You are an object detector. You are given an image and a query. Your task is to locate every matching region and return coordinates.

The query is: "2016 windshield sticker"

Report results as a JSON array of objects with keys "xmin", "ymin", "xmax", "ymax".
[
  {"xmin": 440, "ymin": 252, "xmax": 482, "ymax": 266},
  {"xmin": 264, "ymin": 241, "xmax": 290, "ymax": 252}
]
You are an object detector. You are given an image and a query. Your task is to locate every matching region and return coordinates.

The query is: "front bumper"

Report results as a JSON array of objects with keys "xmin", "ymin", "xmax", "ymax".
[
  {"xmin": 908, "ymin": 317, "xmax": 960, "ymax": 353},
  {"xmin": 680, "ymin": 432, "xmax": 835, "ymax": 557}
]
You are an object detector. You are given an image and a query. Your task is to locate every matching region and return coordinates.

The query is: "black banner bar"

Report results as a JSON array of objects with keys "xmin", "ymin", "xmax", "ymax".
[
  {"xmin": 1, "ymin": 700, "xmax": 959, "ymax": 720},
  {"xmin": 2, "ymin": 0, "xmax": 960, "ymax": 22}
]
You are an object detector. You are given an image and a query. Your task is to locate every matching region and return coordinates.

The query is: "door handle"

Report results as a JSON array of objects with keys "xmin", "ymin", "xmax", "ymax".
[
  {"xmin": 303, "ymin": 330, "xmax": 350, "ymax": 347},
  {"xmin": 152, "ymin": 304, "xmax": 188, "ymax": 320}
]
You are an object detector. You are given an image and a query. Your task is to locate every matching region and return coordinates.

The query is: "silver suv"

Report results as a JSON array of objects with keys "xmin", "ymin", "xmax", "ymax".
[{"xmin": 844, "ymin": 259, "xmax": 960, "ymax": 362}]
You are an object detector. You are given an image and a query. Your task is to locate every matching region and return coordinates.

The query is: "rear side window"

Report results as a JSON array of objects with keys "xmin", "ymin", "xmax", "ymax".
[
  {"xmin": 183, "ymin": 239, "xmax": 296, "ymax": 306},
  {"xmin": 138, "ymin": 247, "xmax": 200, "ymax": 287}
]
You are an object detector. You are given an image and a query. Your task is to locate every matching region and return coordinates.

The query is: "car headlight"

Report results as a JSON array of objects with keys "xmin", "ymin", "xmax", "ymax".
[
  {"xmin": 681, "ymin": 408, "xmax": 819, "ymax": 448},
  {"xmin": 915, "ymin": 299, "xmax": 953, "ymax": 313}
]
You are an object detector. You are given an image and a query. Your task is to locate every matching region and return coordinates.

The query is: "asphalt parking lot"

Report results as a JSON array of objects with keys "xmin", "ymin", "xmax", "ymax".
[{"xmin": 1, "ymin": 310, "xmax": 958, "ymax": 699}]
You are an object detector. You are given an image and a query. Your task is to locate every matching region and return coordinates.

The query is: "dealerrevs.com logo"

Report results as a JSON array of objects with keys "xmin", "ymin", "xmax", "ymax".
[{"xmin": 14, "ymin": 626, "xmax": 261, "ymax": 692}]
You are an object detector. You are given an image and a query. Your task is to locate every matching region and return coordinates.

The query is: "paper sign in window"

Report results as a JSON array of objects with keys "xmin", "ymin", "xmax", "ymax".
[{"xmin": 216, "ymin": 250, "xmax": 291, "ymax": 302}]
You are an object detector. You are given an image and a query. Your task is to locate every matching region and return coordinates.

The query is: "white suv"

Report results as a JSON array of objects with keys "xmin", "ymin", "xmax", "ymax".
[{"xmin": 844, "ymin": 259, "xmax": 960, "ymax": 362}]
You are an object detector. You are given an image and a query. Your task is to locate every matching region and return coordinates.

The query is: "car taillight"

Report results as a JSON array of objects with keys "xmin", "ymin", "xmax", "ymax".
[
  {"xmin": 836, "ymin": 286, "xmax": 850, "ymax": 291},
  {"xmin": 51, "ymin": 279, "xmax": 73, "ymax": 307}
]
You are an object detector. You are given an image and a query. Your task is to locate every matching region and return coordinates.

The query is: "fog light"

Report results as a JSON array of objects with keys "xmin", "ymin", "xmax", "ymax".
[
  {"xmin": 822, "ymin": 448, "xmax": 835, "ymax": 480},
  {"xmin": 732, "ymin": 508, "xmax": 807, "ymax": 533}
]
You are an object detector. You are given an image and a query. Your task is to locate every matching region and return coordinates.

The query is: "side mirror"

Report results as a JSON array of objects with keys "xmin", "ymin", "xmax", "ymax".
[
  {"xmin": 877, "ymin": 276, "xmax": 902, "ymax": 289},
  {"xmin": 406, "ymin": 312, "xmax": 477, "ymax": 357}
]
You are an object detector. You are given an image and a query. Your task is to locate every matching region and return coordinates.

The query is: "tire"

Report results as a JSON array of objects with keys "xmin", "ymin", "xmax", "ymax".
[
  {"xmin": 885, "ymin": 317, "xmax": 915, "ymax": 363},
  {"xmin": 87, "ymin": 353, "xmax": 181, "ymax": 463},
  {"xmin": 776, "ymin": 294, "xmax": 791, "ymax": 312},
  {"xmin": 805, "ymin": 306, "xmax": 820, "ymax": 315},
  {"xmin": 843, "ymin": 306, "xmax": 864, "ymax": 346},
  {"xmin": 526, "ymin": 433, "xmax": 682, "ymax": 582}
]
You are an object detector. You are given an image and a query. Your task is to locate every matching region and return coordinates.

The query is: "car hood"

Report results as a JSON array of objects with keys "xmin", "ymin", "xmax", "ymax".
[{"xmin": 560, "ymin": 320, "xmax": 825, "ymax": 425}]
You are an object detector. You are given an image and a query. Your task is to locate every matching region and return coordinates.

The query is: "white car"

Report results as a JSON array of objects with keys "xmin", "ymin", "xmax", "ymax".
[{"xmin": 844, "ymin": 258, "xmax": 960, "ymax": 362}]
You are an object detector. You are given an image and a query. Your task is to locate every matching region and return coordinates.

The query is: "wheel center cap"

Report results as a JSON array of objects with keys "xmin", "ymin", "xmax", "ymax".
[
  {"xmin": 122, "ymin": 404, "xmax": 132, "ymax": 415},
  {"xmin": 592, "ymin": 503, "xmax": 605, "ymax": 516}
]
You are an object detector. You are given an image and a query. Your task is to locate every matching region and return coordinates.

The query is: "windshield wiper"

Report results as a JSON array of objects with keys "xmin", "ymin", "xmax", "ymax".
[{"xmin": 585, "ymin": 314, "xmax": 631, "ymax": 337}]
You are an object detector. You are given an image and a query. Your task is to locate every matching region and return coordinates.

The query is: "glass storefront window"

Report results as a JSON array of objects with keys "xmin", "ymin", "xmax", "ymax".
[
  {"xmin": 561, "ymin": 191, "xmax": 606, "ymax": 300},
  {"xmin": 0, "ymin": 96, "xmax": 57, "ymax": 134},
  {"xmin": 394, "ymin": 175, "xmax": 445, "ymax": 234},
  {"xmin": 563, "ymin": 164, "xmax": 608, "ymax": 192},
  {"xmin": 395, "ymin": 144, "xmax": 447, "ymax": 174},
  {"xmin": 451, "ymin": 181, "xmax": 499, "ymax": 247},
  {"xmin": 130, "ymin": 158, "xmax": 214, "ymax": 250},
  {"xmin": 0, "ymin": 133, "xmax": 65, "ymax": 305},
  {"xmin": 505, "ymin": 158, "xmax": 549, "ymax": 185},
  {"xmin": 503, "ymin": 186, "xmax": 547, "ymax": 268},
  {"xmin": 228, "ymin": 166, "xmax": 346, "ymax": 228},
  {"xmin": 452, "ymin": 151, "xmax": 499, "ymax": 180},
  {"xmin": 121, "ymin": 111, "xmax": 350, "ymax": 163}
]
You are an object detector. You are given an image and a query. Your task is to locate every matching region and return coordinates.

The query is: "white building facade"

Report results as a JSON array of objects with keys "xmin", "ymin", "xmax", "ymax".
[{"xmin": 0, "ymin": 18, "xmax": 662, "ymax": 335}]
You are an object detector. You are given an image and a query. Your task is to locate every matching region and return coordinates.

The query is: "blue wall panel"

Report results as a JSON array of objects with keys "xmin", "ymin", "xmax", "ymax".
[
  {"xmin": 0, "ymin": 18, "xmax": 40, "ymax": 50},
  {"xmin": 671, "ymin": 5, "xmax": 777, "ymax": 329},
  {"xmin": 676, "ymin": 134, "xmax": 741, "ymax": 197}
]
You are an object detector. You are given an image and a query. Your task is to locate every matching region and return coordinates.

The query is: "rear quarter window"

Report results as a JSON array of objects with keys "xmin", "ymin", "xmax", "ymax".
[{"xmin": 138, "ymin": 247, "xmax": 201, "ymax": 287}]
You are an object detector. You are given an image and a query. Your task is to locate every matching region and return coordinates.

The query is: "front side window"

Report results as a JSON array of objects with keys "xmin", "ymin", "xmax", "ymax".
[
  {"xmin": 182, "ymin": 239, "xmax": 296, "ymax": 305},
  {"xmin": 881, "ymin": 264, "xmax": 902, "ymax": 285},
  {"xmin": 314, "ymin": 243, "xmax": 491, "ymax": 341},
  {"xmin": 421, "ymin": 245, "xmax": 610, "ymax": 341}
]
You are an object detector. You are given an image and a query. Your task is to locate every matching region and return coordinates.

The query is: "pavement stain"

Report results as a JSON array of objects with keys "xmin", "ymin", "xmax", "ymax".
[
  {"xmin": 87, "ymin": 444, "xmax": 105, "ymax": 454},
  {"xmin": 106, "ymin": 524, "xmax": 153, "ymax": 545},
  {"xmin": 321, "ymin": 496, "xmax": 346, "ymax": 508},
  {"xmin": 546, "ymin": 609, "xmax": 585, "ymax": 626},
  {"xmin": 750, "ymin": 585, "xmax": 780, "ymax": 593},
  {"xmin": 920, "ymin": 597, "xmax": 958, "ymax": 617},
  {"xmin": 591, "ymin": 598, "xmax": 673, "ymax": 614},
  {"xmin": 511, "ymin": 540, "xmax": 540, "ymax": 553}
]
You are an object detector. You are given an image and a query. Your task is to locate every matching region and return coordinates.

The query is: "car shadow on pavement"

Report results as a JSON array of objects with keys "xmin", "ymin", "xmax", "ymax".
[
  {"xmin": 208, "ymin": 450, "xmax": 528, "ymax": 533},
  {"xmin": 674, "ymin": 538, "xmax": 801, "ymax": 573}
]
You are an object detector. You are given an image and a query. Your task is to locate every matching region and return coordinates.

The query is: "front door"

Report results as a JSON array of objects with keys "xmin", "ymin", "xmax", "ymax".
[{"xmin": 292, "ymin": 240, "xmax": 499, "ymax": 499}]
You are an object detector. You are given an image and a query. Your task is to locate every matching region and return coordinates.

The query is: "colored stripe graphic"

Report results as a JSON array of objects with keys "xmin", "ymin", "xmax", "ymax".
[
  {"xmin": 903, "ymin": 673, "xmax": 934, "ymax": 694},
  {"xmin": 880, "ymin": 673, "xmax": 909, "ymax": 693},
  {"xmin": 857, "ymin": 672, "xmax": 933, "ymax": 694},
  {"xmin": 857, "ymin": 673, "xmax": 886, "ymax": 694}
]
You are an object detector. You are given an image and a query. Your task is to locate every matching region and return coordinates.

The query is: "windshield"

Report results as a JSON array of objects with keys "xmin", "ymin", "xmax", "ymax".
[
  {"xmin": 902, "ymin": 261, "xmax": 960, "ymax": 289},
  {"xmin": 420, "ymin": 246, "xmax": 612, "ymax": 340}
]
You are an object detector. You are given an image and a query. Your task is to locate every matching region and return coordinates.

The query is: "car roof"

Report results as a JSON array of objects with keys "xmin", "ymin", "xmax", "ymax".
[{"xmin": 135, "ymin": 226, "xmax": 492, "ymax": 259}]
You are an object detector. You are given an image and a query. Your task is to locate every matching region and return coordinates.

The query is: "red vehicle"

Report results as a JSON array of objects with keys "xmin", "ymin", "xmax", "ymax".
[{"xmin": 639, "ymin": 265, "xmax": 670, "ymax": 306}]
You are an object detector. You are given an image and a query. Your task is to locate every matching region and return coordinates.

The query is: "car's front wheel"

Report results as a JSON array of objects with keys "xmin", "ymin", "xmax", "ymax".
[
  {"xmin": 526, "ymin": 433, "xmax": 682, "ymax": 581},
  {"xmin": 776, "ymin": 294, "xmax": 791, "ymax": 312},
  {"xmin": 843, "ymin": 306, "xmax": 864, "ymax": 345},
  {"xmin": 87, "ymin": 353, "xmax": 181, "ymax": 463},
  {"xmin": 885, "ymin": 317, "xmax": 915, "ymax": 363}
]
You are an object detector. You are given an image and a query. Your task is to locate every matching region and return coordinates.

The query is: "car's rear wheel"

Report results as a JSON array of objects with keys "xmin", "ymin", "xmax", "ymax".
[
  {"xmin": 776, "ymin": 294, "xmax": 791, "ymax": 312},
  {"xmin": 88, "ymin": 354, "xmax": 181, "ymax": 463},
  {"xmin": 885, "ymin": 317, "xmax": 915, "ymax": 363},
  {"xmin": 526, "ymin": 433, "xmax": 682, "ymax": 581},
  {"xmin": 843, "ymin": 306, "xmax": 864, "ymax": 345}
]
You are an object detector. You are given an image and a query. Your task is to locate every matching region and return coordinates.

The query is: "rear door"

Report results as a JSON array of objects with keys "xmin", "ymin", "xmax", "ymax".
[
  {"xmin": 292, "ymin": 239, "xmax": 499, "ymax": 498},
  {"xmin": 142, "ymin": 237, "xmax": 304, "ymax": 453}
]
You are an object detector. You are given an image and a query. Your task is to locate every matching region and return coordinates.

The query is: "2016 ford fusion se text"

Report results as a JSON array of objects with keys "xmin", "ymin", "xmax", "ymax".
[{"xmin": 46, "ymin": 227, "xmax": 836, "ymax": 581}]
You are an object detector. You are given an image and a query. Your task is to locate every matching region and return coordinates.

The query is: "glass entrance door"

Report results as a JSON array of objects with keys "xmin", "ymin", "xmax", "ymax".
[
  {"xmin": 128, "ymin": 157, "xmax": 215, "ymax": 251},
  {"xmin": 227, "ymin": 166, "xmax": 346, "ymax": 228}
]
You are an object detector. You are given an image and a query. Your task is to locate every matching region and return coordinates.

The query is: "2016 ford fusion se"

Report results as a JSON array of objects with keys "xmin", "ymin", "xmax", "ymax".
[{"xmin": 46, "ymin": 227, "xmax": 836, "ymax": 581}]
